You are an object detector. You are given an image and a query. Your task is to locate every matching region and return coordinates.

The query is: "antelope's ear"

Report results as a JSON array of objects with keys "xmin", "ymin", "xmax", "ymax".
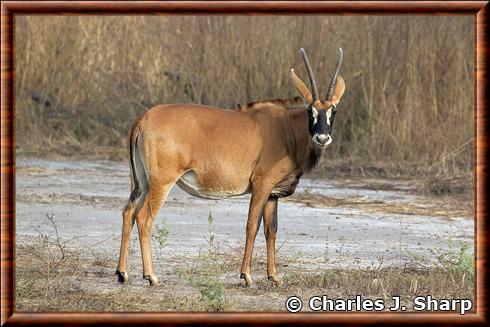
[
  {"xmin": 290, "ymin": 68, "xmax": 313, "ymax": 104},
  {"xmin": 330, "ymin": 75, "xmax": 345, "ymax": 107}
]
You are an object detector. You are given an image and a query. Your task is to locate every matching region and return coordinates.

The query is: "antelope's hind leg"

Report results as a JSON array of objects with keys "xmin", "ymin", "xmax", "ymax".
[
  {"xmin": 135, "ymin": 178, "xmax": 175, "ymax": 286},
  {"xmin": 116, "ymin": 186, "xmax": 147, "ymax": 284}
]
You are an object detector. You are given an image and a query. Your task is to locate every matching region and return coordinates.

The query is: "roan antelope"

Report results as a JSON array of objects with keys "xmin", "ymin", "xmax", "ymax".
[{"xmin": 116, "ymin": 48, "xmax": 345, "ymax": 286}]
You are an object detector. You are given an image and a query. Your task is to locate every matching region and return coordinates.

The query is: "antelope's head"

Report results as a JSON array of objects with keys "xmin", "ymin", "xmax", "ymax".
[{"xmin": 291, "ymin": 48, "xmax": 345, "ymax": 149}]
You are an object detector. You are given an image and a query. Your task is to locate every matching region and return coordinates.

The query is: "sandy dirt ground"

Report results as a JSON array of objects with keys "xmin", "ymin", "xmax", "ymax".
[{"xmin": 16, "ymin": 158, "xmax": 473, "ymax": 275}]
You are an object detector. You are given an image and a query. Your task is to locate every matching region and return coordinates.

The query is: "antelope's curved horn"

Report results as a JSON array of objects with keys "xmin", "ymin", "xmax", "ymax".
[
  {"xmin": 326, "ymin": 48, "xmax": 344, "ymax": 101},
  {"xmin": 300, "ymin": 48, "xmax": 319, "ymax": 101}
]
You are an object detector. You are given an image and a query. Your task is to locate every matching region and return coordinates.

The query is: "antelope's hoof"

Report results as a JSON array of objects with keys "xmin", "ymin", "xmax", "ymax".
[
  {"xmin": 267, "ymin": 275, "xmax": 281, "ymax": 286},
  {"xmin": 115, "ymin": 270, "xmax": 129, "ymax": 284},
  {"xmin": 240, "ymin": 273, "xmax": 253, "ymax": 287},
  {"xmin": 143, "ymin": 274, "xmax": 159, "ymax": 286}
]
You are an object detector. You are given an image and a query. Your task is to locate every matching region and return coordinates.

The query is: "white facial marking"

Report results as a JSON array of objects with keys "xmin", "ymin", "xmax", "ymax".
[
  {"xmin": 312, "ymin": 133, "xmax": 332, "ymax": 148},
  {"xmin": 325, "ymin": 134, "xmax": 332, "ymax": 146},
  {"xmin": 326, "ymin": 107, "xmax": 332, "ymax": 126},
  {"xmin": 311, "ymin": 107, "xmax": 318, "ymax": 125},
  {"xmin": 312, "ymin": 132, "xmax": 318, "ymax": 142}
]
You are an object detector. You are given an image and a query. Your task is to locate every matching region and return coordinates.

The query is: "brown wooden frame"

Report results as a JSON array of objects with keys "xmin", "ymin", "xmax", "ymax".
[{"xmin": 1, "ymin": 1, "xmax": 488, "ymax": 325}]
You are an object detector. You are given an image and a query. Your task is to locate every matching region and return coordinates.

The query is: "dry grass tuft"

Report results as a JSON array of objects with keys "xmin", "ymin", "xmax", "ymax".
[{"xmin": 421, "ymin": 175, "xmax": 473, "ymax": 197}]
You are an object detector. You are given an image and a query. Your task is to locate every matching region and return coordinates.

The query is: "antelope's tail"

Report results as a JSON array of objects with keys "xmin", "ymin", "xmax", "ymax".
[{"xmin": 128, "ymin": 121, "xmax": 142, "ymax": 202}]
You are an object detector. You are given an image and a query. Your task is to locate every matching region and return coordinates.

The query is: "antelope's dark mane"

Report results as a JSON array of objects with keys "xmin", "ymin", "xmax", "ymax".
[{"xmin": 238, "ymin": 96, "xmax": 305, "ymax": 110}]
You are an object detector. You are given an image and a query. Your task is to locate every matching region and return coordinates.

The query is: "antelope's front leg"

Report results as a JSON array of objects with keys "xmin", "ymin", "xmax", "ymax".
[
  {"xmin": 240, "ymin": 188, "xmax": 270, "ymax": 287},
  {"xmin": 263, "ymin": 196, "xmax": 280, "ymax": 285}
]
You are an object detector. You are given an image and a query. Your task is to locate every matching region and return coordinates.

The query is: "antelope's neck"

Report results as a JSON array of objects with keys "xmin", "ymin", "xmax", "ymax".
[{"xmin": 285, "ymin": 109, "xmax": 320, "ymax": 173}]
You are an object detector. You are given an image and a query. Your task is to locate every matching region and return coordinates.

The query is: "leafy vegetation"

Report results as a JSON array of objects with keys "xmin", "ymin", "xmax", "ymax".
[{"xmin": 177, "ymin": 213, "xmax": 226, "ymax": 311}]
